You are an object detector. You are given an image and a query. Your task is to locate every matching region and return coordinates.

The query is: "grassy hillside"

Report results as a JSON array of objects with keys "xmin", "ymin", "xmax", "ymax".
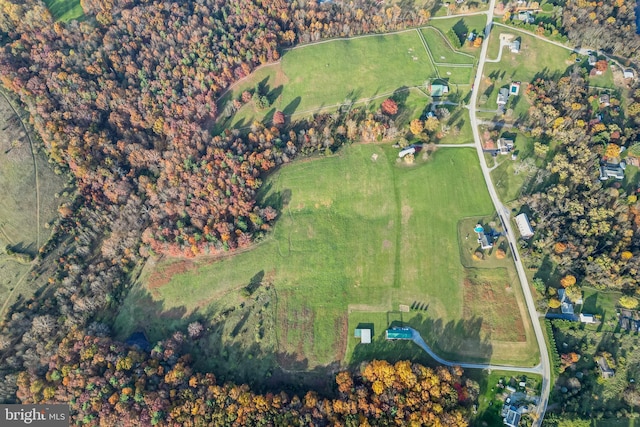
[
  {"xmin": 0, "ymin": 93, "xmax": 69, "ymax": 318},
  {"xmin": 115, "ymin": 144, "xmax": 538, "ymax": 381}
]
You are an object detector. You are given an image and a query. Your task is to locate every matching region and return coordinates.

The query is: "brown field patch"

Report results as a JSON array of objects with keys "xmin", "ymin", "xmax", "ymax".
[
  {"xmin": 462, "ymin": 276, "xmax": 526, "ymax": 342},
  {"xmin": 148, "ymin": 260, "xmax": 196, "ymax": 291}
]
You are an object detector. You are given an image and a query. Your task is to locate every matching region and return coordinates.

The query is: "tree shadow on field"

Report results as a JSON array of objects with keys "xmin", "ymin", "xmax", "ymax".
[
  {"xmin": 452, "ymin": 19, "xmax": 469, "ymax": 45},
  {"xmin": 283, "ymin": 97, "xmax": 301, "ymax": 116},
  {"xmin": 113, "ymin": 282, "xmax": 347, "ymax": 397},
  {"xmin": 258, "ymin": 184, "xmax": 291, "ymax": 216},
  {"xmin": 349, "ymin": 313, "xmax": 492, "ymax": 369},
  {"xmin": 392, "ymin": 86, "xmax": 410, "ymax": 105},
  {"xmin": 268, "ymin": 85, "xmax": 283, "ymax": 104}
]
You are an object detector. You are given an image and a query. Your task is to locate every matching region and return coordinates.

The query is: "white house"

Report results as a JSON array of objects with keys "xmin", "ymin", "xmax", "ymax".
[{"xmin": 624, "ymin": 69, "xmax": 635, "ymax": 79}]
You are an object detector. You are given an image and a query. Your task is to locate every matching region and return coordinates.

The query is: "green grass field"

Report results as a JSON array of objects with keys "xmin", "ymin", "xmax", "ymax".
[
  {"xmin": 490, "ymin": 131, "xmax": 537, "ymax": 202},
  {"xmin": 116, "ymin": 144, "xmax": 538, "ymax": 376},
  {"xmin": 43, "ymin": 0, "xmax": 83, "ymax": 22},
  {"xmin": 421, "ymin": 27, "xmax": 476, "ymax": 65},
  {"xmin": 0, "ymin": 93, "xmax": 69, "ymax": 318},
  {"xmin": 216, "ymin": 18, "xmax": 485, "ymax": 133}
]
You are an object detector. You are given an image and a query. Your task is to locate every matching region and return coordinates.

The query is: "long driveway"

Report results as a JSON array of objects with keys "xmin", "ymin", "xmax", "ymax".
[
  {"xmin": 467, "ymin": 2, "xmax": 552, "ymax": 426},
  {"xmin": 408, "ymin": 328, "xmax": 543, "ymax": 374}
]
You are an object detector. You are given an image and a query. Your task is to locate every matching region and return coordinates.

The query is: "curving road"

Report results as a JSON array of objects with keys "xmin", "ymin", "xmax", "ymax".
[
  {"xmin": 408, "ymin": 328, "xmax": 543, "ymax": 375},
  {"xmin": 468, "ymin": 2, "xmax": 551, "ymax": 425}
]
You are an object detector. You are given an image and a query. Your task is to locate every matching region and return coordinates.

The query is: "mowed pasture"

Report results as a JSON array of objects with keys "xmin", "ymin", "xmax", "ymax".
[
  {"xmin": 216, "ymin": 18, "xmax": 485, "ymax": 132},
  {"xmin": 0, "ymin": 93, "xmax": 68, "ymax": 317},
  {"xmin": 117, "ymin": 145, "xmax": 537, "ymax": 373}
]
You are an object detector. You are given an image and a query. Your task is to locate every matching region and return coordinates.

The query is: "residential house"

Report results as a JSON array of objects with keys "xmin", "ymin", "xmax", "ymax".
[
  {"xmin": 430, "ymin": 83, "xmax": 449, "ymax": 97},
  {"xmin": 515, "ymin": 213, "xmax": 534, "ymax": 239},
  {"xmin": 510, "ymin": 40, "xmax": 521, "ymax": 53},
  {"xmin": 599, "ymin": 162, "xmax": 625, "ymax": 180},
  {"xmin": 597, "ymin": 356, "xmax": 615, "ymax": 379},
  {"xmin": 475, "ymin": 224, "xmax": 494, "ymax": 250},
  {"xmin": 497, "ymin": 88, "xmax": 510, "ymax": 106},
  {"xmin": 557, "ymin": 289, "xmax": 575, "ymax": 315},
  {"xmin": 599, "ymin": 93, "xmax": 610, "ymax": 107},
  {"xmin": 588, "ymin": 55, "xmax": 597, "ymax": 66},
  {"xmin": 624, "ymin": 69, "xmax": 635, "ymax": 79},
  {"xmin": 517, "ymin": 11, "xmax": 535, "ymax": 23},
  {"xmin": 398, "ymin": 146, "xmax": 416, "ymax": 158},
  {"xmin": 497, "ymin": 138, "xmax": 515, "ymax": 154},
  {"xmin": 509, "ymin": 82, "xmax": 521, "ymax": 96},
  {"xmin": 579, "ymin": 313, "xmax": 596, "ymax": 324},
  {"xmin": 504, "ymin": 408, "xmax": 521, "ymax": 427}
]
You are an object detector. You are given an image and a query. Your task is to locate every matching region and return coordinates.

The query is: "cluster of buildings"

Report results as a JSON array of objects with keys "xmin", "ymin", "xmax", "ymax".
[
  {"xmin": 498, "ymin": 376, "xmax": 539, "ymax": 427},
  {"xmin": 497, "ymin": 82, "xmax": 521, "ymax": 112}
]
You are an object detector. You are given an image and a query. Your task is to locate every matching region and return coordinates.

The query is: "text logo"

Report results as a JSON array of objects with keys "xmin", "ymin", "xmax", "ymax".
[{"xmin": 1, "ymin": 405, "xmax": 69, "ymax": 426}]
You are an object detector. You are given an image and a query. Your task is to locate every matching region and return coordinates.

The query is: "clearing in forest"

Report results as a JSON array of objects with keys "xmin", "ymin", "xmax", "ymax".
[{"xmin": 115, "ymin": 145, "xmax": 538, "ymax": 380}]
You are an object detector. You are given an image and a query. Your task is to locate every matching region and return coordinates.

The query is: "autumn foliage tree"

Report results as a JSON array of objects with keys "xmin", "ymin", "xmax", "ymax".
[{"xmin": 381, "ymin": 98, "xmax": 398, "ymax": 116}]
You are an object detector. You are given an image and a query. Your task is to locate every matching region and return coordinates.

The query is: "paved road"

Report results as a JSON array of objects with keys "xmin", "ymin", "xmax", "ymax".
[
  {"xmin": 408, "ymin": 328, "xmax": 543, "ymax": 374},
  {"xmin": 468, "ymin": 3, "xmax": 551, "ymax": 426}
]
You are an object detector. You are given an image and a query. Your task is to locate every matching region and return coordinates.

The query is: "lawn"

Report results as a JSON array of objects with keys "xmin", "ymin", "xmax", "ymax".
[
  {"xmin": 429, "ymin": 15, "xmax": 488, "ymax": 50},
  {"xmin": 421, "ymin": 27, "xmax": 476, "ymax": 65},
  {"xmin": 480, "ymin": 28, "xmax": 574, "ymax": 117},
  {"xmin": 43, "ymin": 0, "xmax": 83, "ymax": 22},
  {"xmin": 278, "ymin": 31, "xmax": 436, "ymax": 114},
  {"xmin": 116, "ymin": 144, "xmax": 539, "ymax": 383},
  {"xmin": 469, "ymin": 369, "xmax": 542, "ymax": 427},
  {"xmin": 490, "ymin": 131, "xmax": 537, "ymax": 202}
]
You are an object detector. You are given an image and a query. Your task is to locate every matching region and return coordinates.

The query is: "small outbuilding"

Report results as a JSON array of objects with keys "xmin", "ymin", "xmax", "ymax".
[{"xmin": 354, "ymin": 327, "xmax": 372, "ymax": 344}]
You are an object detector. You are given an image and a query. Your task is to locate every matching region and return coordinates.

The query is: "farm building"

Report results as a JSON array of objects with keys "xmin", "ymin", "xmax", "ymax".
[
  {"xmin": 515, "ymin": 213, "xmax": 534, "ymax": 239},
  {"xmin": 429, "ymin": 83, "xmax": 449, "ymax": 97},
  {"xmin": 385, "ymin": 327, "xmax": 412, "ymax": 340},
  {"xmin": 354, "ymin": 327, "xmax": 372, "ymax": 344}
]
